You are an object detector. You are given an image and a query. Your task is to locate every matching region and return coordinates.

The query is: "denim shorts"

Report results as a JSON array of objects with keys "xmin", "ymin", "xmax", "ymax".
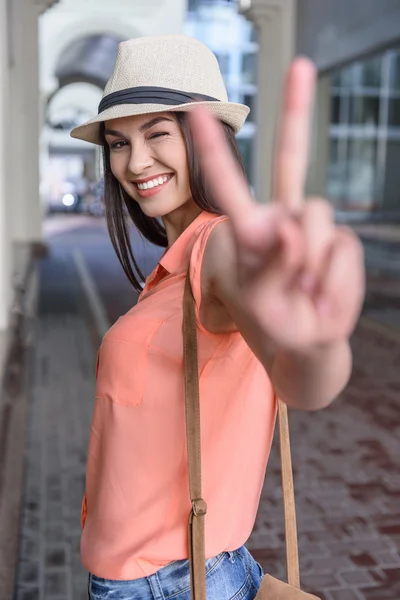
[{"xmin": 88, "ymin": 545, "xmax": 264, "ymax": 599}]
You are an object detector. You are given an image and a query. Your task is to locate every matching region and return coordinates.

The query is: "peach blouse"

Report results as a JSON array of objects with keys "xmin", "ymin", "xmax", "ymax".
[{"xmin": 80, "ymin": 210, "xmax": 276, "ymax": 580}]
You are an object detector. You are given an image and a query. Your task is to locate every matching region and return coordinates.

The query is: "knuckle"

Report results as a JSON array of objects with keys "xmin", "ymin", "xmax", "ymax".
[
  {"xmin": 304, "ymin": 197, "xmax": 334, "ymax": 221},
  {"xmin": 335, "ymin": 228, "xmax": 365, "ymax": 259}
]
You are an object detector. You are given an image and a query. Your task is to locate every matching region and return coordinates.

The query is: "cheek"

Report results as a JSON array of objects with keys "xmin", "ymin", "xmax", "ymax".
[
  {"xmin": 110, "ymin": 155, "xmax": 126, "ymax": 183},
  {"xmin": 176, "ymin": 153, "xmax": 190, "ymax": 188}
]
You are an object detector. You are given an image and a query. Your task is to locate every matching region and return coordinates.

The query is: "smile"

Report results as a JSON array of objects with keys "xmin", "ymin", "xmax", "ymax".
[
  {"xmin": 135, "ymin": 174, "xmax": 173, "ymax": 190},
  {"xmin": 133, "ymin": 174, "xmax": 174, "ymax": 198}
]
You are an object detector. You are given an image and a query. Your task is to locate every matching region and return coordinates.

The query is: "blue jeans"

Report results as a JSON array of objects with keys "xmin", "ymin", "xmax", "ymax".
[{"xmin": 88, "ymin": 546, "xmax": 264, "ymax": 599}]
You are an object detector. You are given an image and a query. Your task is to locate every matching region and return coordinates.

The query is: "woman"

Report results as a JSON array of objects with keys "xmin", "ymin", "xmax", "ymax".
[{"xmin": 71, "ymin": 34, "xmax": 365, "ymax": 600}]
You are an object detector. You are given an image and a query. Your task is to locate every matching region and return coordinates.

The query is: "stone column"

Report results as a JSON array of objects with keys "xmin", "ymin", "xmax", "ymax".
[
  {"xmin": 8, "ymin": 0, "xmax": 43, "ymax": 245},
  {"xmin": 0, "ymin": 0, "xmax": 11, "ymax": 330},
  {"xmin": 240, "ymin": 0, "xmax": 296, "ymax": 203}
]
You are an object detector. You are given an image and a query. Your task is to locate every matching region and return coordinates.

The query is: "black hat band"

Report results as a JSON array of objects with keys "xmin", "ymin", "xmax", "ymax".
[{"xmin": 98, "ymin": 86, "xmax": 220, "ymax": 114}]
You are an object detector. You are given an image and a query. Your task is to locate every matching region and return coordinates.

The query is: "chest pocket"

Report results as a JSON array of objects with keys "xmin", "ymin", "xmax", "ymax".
[{"xmin": 95, "ymin": 317, "xmax": 164, "ymax": 408}]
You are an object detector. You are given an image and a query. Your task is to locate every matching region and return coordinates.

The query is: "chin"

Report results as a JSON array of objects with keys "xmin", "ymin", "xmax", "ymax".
[{"xmin": 135, "ymin": 194, "xmax": 191, "ymax": 219}]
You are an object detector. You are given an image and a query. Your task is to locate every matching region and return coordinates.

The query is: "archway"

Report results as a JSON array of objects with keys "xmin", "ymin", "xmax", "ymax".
[{"xmin": 54, "ymin": 33, "xmax": 122, "ymax": 90}]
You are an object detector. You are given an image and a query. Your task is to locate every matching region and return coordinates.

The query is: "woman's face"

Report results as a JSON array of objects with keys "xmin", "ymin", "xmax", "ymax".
[{"xmin": 104, "ymin": 112, "xmax": 192, "ymax": 219}]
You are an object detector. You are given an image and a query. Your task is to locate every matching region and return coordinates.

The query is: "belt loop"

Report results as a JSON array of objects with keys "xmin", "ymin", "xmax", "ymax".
[{"xmin": 148, "ymin": 572, "xmax": 165, "ymax": 600}]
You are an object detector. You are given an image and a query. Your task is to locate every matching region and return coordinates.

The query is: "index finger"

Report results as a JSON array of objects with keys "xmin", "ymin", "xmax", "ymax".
[
  {"xmin": 188, "ymin": 106, "xmax": 254, "ymax": 228},
  {"xmin": 272, "ymin": 57, "xmax": 316, "ymax": 210}
]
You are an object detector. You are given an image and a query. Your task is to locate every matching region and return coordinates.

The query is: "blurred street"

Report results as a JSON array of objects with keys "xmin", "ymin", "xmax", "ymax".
[{"xmin": 12, "ymin": 215, "xmax": 400, "ymax": 600}]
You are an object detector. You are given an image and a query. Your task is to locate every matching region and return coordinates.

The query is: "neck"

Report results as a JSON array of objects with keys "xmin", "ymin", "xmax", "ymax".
[{"xmin": 162, "ymin": 201, "xmax": 202, "ymax": 247}]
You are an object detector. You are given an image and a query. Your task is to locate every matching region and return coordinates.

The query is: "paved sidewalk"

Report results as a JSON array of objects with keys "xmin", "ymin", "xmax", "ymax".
[
  {"xmin": 14, "ymin": 250, "xmax": 96, "ymax": 600},
  {"xmin": 12, "ymin": 217, "xmax": 400, "ymax": 600}
]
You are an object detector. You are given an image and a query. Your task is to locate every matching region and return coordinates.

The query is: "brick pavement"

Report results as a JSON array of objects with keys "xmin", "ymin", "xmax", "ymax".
[
  {"xmin": 13, "ymin": 219, "xmax": 400, "ymax": 599},
  {"xmin": 249, "ymin": 321, "xmax": 400, "ymax": 599}
]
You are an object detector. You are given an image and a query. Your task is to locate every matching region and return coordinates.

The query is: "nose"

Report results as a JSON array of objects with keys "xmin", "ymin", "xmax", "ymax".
[{"xmin": 127, "ymin": 141, "xmax": 154, "ymax": 176}]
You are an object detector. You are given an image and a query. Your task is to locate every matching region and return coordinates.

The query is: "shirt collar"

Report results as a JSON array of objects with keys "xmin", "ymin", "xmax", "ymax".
[{"xmin": 159, "ymin": 210, "xmax": 218, "ymax": 275}]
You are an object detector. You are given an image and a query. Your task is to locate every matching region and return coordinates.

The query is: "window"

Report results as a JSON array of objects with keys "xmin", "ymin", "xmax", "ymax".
[
  {"xmin": 242, "ymin": 93, "xmax": 255, "ymax": 122},
  {"xmin": 390, "ymin": 52, "xmax": 400, "ymax": 91},
  {"xmin": 241, "ymin": 52, "xmax": 256, "ymax": 85},
  {"xmin": 383, "ymin": 140, "xmax": 400, "ymax": 210},
  {"xmin": 237, "ymin": 137, "xmax": 253, "ymax": 185},
  {"xmin": 349, "ymin": 95, "xmax": 380, "ymax": 126},
  {"xmin": 241, "ymin": 19, "xmax": 257, "ymax": 43},
  {"xmin": 358, "ymin": 56, "xmax": 382, "ymax": 88},
  {"xmin": 330, "ymin": 95, "xmax": 342, "ymax": 124},
  {"xmin": 389, "ymin": 97, "xmax": 400, "ymax": 126},
  {"xmin": 332, "ymin": 66, "xmax": 352, "ymax": 90},
  {"xmin": 215, "ymin": 53, "xmax": 230, "ymax": 78},
  {"xmin": 347, "ymin": 139, "xmax": 377, "ymax": 207},
  {"xmin": 327, "ymin": 139, "xmax": 347, "ymax": 206}
]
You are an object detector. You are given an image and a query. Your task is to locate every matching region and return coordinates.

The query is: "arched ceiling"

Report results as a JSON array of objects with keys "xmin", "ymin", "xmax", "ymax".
[{"xmin": 54, "ymin": 34, "xmax": 122, "ymax": 90}]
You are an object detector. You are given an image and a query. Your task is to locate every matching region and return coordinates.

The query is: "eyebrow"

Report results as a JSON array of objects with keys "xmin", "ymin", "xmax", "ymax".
[{"xmin": 104, "ymin": 116, "xmax": 174, "ymax": 138}]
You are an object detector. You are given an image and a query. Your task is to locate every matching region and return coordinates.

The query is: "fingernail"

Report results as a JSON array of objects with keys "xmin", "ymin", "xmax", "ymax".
[{"xmin": 300, "ymin": 273, "xmax": 316, "ymax": 293}]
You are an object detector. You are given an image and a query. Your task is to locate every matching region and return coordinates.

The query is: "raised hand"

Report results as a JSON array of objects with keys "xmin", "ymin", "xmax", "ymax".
[{"xmin": 189, "ymin": 58, "xmax": 365, "ymax": 353}]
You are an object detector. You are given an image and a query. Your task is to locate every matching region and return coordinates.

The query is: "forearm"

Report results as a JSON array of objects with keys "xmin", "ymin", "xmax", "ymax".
[
  {"xmin": 215, "ymin": 292, "xmax": 352, "ymax": 411},
  {"xmin": 270, "ymin": 339, "xmax": 352, "ymax": 411}
]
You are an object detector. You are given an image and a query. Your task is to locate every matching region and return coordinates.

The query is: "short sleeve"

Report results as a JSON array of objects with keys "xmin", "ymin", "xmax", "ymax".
[{"xmin": 189, "ymin": 215, "xmax": 228, "ymax": 333}]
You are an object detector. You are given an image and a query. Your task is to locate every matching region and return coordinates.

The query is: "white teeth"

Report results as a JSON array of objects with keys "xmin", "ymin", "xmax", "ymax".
[{"xmin": 137, "ymin": 175, "xmax": 172, "ymax": 190}]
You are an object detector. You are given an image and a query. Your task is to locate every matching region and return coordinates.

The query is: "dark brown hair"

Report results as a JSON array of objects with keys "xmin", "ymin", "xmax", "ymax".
[{"xmin": 101, "ymin": 112, "xmax": 246, "ymax": 292}]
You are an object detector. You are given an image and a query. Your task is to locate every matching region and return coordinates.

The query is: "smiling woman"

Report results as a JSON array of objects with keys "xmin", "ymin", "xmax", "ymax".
[{"xmin": 69, "ymin": 33, "xmax": 364, "ymax": 600}]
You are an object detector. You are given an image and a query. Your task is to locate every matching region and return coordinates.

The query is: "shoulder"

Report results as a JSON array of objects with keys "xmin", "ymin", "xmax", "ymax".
[
  {"xmin": 189, "ymin": 214, "xmax": 233, "ymax": 294},
  {"xmin": 201, "ymin": 217, "xmax": 236, "ymax": 299},
  {"xmin": 196, "ymin": 217, "xmax": 238, "ymax": 333}
]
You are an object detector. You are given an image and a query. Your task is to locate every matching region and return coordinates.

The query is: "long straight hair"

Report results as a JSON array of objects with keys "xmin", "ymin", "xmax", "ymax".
[{"xmin": 101, "ymin": 112, "xmax": 247, "ymax": 292}]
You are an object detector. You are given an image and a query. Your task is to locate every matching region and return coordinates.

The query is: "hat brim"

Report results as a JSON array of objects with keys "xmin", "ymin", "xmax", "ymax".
[{"xmin": 70, "ymin": 101, "xmax": 250, "ymax": 145}]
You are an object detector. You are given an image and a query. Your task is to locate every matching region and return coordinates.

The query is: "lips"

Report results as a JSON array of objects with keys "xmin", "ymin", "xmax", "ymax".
[
  {"xmin": 133, "ymin": 173, "xmax": 174, "ymax": 188},
  {"xmin": 132, "ymin": 173, "xmax": 173, "ymax": 185}
]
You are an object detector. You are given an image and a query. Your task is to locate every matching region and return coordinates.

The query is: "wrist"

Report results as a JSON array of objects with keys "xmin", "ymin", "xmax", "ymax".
[
  {"xmin": 276, "ymin": 338, "xmax": 349, "ymax": 365},
  {"xmin": 271, "ymin": 339, "xmax": 352, "ymax": 411}
]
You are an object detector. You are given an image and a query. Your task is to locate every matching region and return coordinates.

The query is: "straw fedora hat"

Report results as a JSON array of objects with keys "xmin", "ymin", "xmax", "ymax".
[{"xmin": 70, "ymin": 34, "xmax": 250, "ymax": 145}]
